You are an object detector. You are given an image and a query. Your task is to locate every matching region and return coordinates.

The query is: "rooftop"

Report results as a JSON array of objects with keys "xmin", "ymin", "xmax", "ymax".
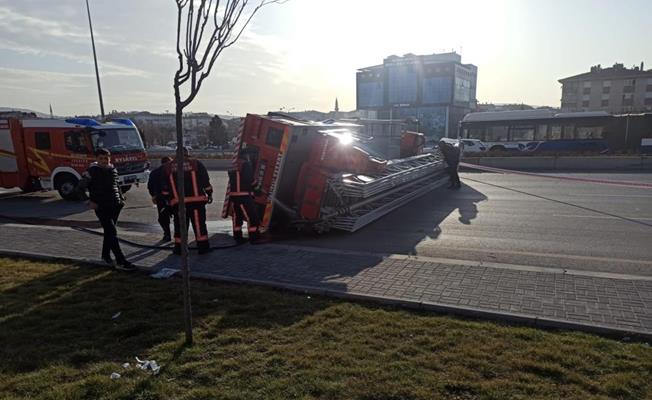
[{"xmin": 559, "ymin": 62, "xmax": 651, "ymax": 83}]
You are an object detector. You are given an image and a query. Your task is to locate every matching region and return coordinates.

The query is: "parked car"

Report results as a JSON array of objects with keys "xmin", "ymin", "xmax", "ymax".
[
  {"xmin": 528, "ymin": 139, "xmax": 610, "ymax": 154},
  {"xmin": 460, "ymin": 139, "xmax": 487, "ymax": 154},
  {"xmin": 485, "ymin": 142, "xmax": 526, "ymax": 152},
  {"xmin": 165, "ymin": 141, "xmax": 193, "ymax": 151},
  {"xmin": 147, "ymin": 145, "xmax": 174, "ymax": 151}
]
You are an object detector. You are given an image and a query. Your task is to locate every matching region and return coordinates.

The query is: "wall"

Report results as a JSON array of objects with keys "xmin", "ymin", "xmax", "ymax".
[{"xmin": 461, "ymin": 156, "xmax": 652, "ymax": 171}]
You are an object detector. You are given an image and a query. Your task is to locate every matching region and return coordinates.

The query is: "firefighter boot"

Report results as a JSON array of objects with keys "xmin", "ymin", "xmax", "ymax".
[
  {"xmin": 248, "ymin": 230, "xmax": 258, "ymax": 243},
  {"xmin": 197, "ymin": 240, "xmax": 211, "ymax": 254},
  {"xmin": 233, "ymin": 231, "xmax": 246, "ymax": 244}
]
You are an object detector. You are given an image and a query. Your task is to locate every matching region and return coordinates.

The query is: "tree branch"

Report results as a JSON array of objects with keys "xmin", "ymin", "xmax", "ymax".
[{"xmin": 176, "ymin": 0, "xmax": 284, "ymax": 104}]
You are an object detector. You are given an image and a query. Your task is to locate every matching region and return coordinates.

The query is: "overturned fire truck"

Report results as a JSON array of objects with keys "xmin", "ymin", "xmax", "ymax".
[{"xmin": 223, "ymin": 113, "xmax": 449, "ymax": 233}]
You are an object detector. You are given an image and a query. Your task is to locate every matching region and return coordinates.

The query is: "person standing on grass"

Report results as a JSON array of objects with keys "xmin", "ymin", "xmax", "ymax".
[
  {"xmin": 148, "ymin": 156, "xmax": 173, "ymax": 242},
  {"xmin": 77, "ymin": 148, "xmax": 135, "ymax": 271}
]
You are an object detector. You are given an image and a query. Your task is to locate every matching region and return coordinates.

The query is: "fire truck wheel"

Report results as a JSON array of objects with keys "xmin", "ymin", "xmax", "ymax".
[
  {"xmin": 120, "ymin": 185, "xmax": 132, "ymax": 194},
  {"xmin": 55, "ymin": 174, "xmax": 80, "ymax": 201}
]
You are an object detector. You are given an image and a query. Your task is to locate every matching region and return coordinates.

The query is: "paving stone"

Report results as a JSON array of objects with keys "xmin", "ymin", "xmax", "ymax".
[{"xmin": 2, "ymin": 224, "xmax": 652, "ymax": 336}]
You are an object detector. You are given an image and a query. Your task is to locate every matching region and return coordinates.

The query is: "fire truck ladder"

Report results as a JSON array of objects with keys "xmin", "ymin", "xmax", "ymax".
[
  {"xmin": 330, "ymin": 152, "xmax": 445, "ymax": 199},
  {"xmin": 319, "ymin": 151, "xmax": 448, "ymax": 232}
]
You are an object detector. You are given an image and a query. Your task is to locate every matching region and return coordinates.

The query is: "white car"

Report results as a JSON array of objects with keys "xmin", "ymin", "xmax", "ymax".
[
  {"xmin": 460, "ymin": 139, "xmax": 487, "ymax": 154},
  {"xmin": 147, "ymin": 145, "xmax": 174, "ymax": 151},
  {"xmin": 484, "ymin": 141, "xmax": 526, "ymax": 152}
]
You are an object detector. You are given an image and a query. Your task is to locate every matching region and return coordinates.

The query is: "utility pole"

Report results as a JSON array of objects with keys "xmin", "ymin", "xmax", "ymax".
[{"xmin": 86, "ymin": 0, "xmax": 105, "ymax": 119}]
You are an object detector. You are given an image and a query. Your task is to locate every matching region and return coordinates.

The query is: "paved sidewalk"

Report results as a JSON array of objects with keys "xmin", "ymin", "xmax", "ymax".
[{"xmin": 1, "ymin": 222, "xmax": 651, "ymax": 339}]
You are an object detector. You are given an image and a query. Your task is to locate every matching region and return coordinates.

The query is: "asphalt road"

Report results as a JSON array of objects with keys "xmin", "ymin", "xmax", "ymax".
[{"xmin": 1, "ymin": 171, "xmax": 651, "ymax": 276}]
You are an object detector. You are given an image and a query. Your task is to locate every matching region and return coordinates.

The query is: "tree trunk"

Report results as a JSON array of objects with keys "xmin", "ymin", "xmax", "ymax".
[{"xmin": 174, "ymin": 93, "xmax": 193, "ymax": 345}]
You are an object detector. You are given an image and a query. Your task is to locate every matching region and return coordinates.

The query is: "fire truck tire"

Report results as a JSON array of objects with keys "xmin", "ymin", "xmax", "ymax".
[
  {"xmin": 120, "ymin": 185, "xmax": 132, "ymax": 194},
  {"xmin": 55, "ymin": 173, "xmax": 81, "ymax": 201}
]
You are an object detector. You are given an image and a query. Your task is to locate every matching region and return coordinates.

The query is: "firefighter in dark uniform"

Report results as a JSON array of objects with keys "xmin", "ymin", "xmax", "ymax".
[
  {"xmin": 161, "ymin": 148, "xmax": 213, "ymax": 254},
  {"xmin": 77, "ymin": 148, "xmax": 134, "ymax": 270},
  {"xmin": 439, "ymin": 139, "xmax": 462, "ymax": 189},
  {"xmin": 227, "ymin": 149, "xmax": 261, "ymax": 243},
  {"xmin": 147, "ymin": 156, "xmax": 173, "ymax": 242}
]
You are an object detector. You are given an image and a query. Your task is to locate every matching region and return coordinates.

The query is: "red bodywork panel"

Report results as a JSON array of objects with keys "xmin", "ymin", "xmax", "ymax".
[
  {"xmin": 0, "ymin": 117, "xmax": 148, "ymax": 191},
  {"xmin": 226, "ymin": 114, "xmax": 390, "ymax": 232},
  {"xmin": 401, "ymin": 131, "xmax": 425, "ymax": 158}
]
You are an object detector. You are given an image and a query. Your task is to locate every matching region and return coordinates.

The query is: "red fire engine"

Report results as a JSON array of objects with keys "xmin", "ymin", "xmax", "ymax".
[
  {"xmin": 223, "ymin": 113, "xmax": 448, "ymax": 234},
  {"xmin": 0, "ymin": 116, "xmax": 150, "ymax": 200}
]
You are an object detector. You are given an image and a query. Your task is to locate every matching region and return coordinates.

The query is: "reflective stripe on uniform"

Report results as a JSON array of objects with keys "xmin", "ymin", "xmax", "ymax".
[
  {"xmin": 191, "ymin": 170, "xmax": 199, "ymax": 197},
  {"xmin": 240, "ymin": 204, "xmax": 250, "ymax": 222},
  {"xmin": 169, "ymin": 174, "xmax": 179, "ymax": 204},
  {"xmin": 169, "ymin": 195, "xmax": 208, "ymax": 205}
]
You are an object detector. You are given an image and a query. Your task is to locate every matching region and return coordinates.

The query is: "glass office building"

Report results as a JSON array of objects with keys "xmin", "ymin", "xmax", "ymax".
[{"xmin": 356, "ymin": 52, "xmax": 477, "ymax": 138}]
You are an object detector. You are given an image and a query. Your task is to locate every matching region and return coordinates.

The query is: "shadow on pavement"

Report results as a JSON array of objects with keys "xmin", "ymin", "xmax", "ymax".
[
  {"xmin": 281, "ymin": 183, "xmax": 487, "ymax": 256},
  {"xmin": 0, "ymin": 192, "xmax": 89, "ymax": 221}
]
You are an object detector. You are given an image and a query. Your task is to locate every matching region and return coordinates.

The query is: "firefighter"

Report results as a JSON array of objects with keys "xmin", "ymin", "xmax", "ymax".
[
  {"xmin": 161, "ymin": 148, "xmax": 213, "ymax": 254},
  {"xmin": 227, "ymin": 148, "xmax": 261, "ymax": 244},
  {"xmin": 147, "ymin": 156, "xmax": 173, "ymax": 242},
  {"xmin": 439, "ymin": 139, "xmax": 462, "ymax": 189},
  {"xmin": 77, "ymin": 148, "xmax": 134, "ymax": 270}
]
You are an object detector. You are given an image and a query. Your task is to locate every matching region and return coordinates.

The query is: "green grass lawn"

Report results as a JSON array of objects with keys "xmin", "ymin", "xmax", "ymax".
[{"xmin": 1, "ymin": 257, "xmax": 651, "ymax": 400}]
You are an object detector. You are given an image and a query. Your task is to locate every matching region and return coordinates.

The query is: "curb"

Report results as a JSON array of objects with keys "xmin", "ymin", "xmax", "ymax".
[{"xmin": 3, "ymin": 248, "xmax": 649, "ymax": 342}]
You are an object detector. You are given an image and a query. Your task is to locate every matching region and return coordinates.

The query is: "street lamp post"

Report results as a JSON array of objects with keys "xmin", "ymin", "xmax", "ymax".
[{"xmin": 85, "ymin": 0, "xmax": 105, "ymax": 119}]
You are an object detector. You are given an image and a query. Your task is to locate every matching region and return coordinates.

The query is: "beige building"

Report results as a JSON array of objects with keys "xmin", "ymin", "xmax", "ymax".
[{"xmin": 559, "ymin": 62, "xmax": 652, "ymax": 113}]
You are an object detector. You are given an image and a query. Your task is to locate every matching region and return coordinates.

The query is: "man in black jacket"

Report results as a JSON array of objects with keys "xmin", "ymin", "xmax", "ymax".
[
  {"xmin": 148, "ymin": 156, "xmax": 173, "ymax": 241},
  {"xmin": 78, "ymin": 148, "xmax": 134, "ymax": 270},
  {"xmin": 439, "ymin": 139, "xmax": 462, "ymax": 189}
]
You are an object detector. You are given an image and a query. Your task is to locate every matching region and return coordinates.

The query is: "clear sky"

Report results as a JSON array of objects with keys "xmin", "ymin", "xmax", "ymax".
[{"xmin": 0, "ymin": 0, "xmax": 650, "ymax": 116}]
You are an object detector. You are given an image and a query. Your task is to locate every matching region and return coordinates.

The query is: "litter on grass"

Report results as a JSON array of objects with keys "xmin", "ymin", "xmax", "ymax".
[
  {"xmin": 150, "ymin": 268, "xmax": 180, "ymax": 279},
  {"xmin": 136, "ymin": 357, "xmax": 161, "ymax": 375},
  {"xmin": 110, "ymin": 372, "xmax": 121, "ymax": 380}
]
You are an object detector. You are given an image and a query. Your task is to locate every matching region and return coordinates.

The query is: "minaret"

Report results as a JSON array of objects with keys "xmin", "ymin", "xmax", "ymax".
[{"xmin": 334, "ymin": 97, "xmax": 339, "ymax": 113}]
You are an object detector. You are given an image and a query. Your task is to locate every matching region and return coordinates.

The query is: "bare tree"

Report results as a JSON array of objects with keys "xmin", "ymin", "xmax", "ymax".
[{"xmin": 173, "ymin": 0, "xmax": 283, "ymax": 345}]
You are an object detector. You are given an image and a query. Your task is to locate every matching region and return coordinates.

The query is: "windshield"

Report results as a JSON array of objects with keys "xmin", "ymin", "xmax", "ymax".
[{"xmin": 90, "ymin": 128, "xmax": 144, "ymax": 152}]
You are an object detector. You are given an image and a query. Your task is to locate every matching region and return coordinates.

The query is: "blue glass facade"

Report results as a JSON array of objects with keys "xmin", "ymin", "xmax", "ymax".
[
  {"xmin": 387, "ymin": 65, "xmax": 418, "ymax": 104},
  {"xmin": 454, "ymin": 77, "xmax": 472, "ymax": 102},
  {"xmin": 385, "ymin": 106, "xmax": 449, "ymax": 137},
  {"xmin": 422, "ymin": 77, "xmax": 452, "ymax": 103},
  {"xmin": 357, "ymin": 81, "xmax": 384, "ymax": 108}
]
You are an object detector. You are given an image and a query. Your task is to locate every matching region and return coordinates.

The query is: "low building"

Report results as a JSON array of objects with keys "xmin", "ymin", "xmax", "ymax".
[{"xmin": 559, "ymin": 62, "xmax": 652, "ymax": 113}]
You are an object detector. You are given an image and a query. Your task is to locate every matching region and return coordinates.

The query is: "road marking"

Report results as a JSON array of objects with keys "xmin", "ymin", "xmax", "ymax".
[
  {"xmin": 553, "ymin": 214, "xmax": 652, "ymax": 221},
  {"xmin": 461, "ymin": 163, "xmax": 652, "ymax": 189},
  {"xmin": 560, "ymin": 194, "xmax": 652, "ymax": 198}
]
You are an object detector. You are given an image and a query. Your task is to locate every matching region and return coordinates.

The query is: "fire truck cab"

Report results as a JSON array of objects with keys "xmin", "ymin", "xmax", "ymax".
[{"xmin": 0, "ymin": 116, "xmax": 150, "ymax": 200}]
